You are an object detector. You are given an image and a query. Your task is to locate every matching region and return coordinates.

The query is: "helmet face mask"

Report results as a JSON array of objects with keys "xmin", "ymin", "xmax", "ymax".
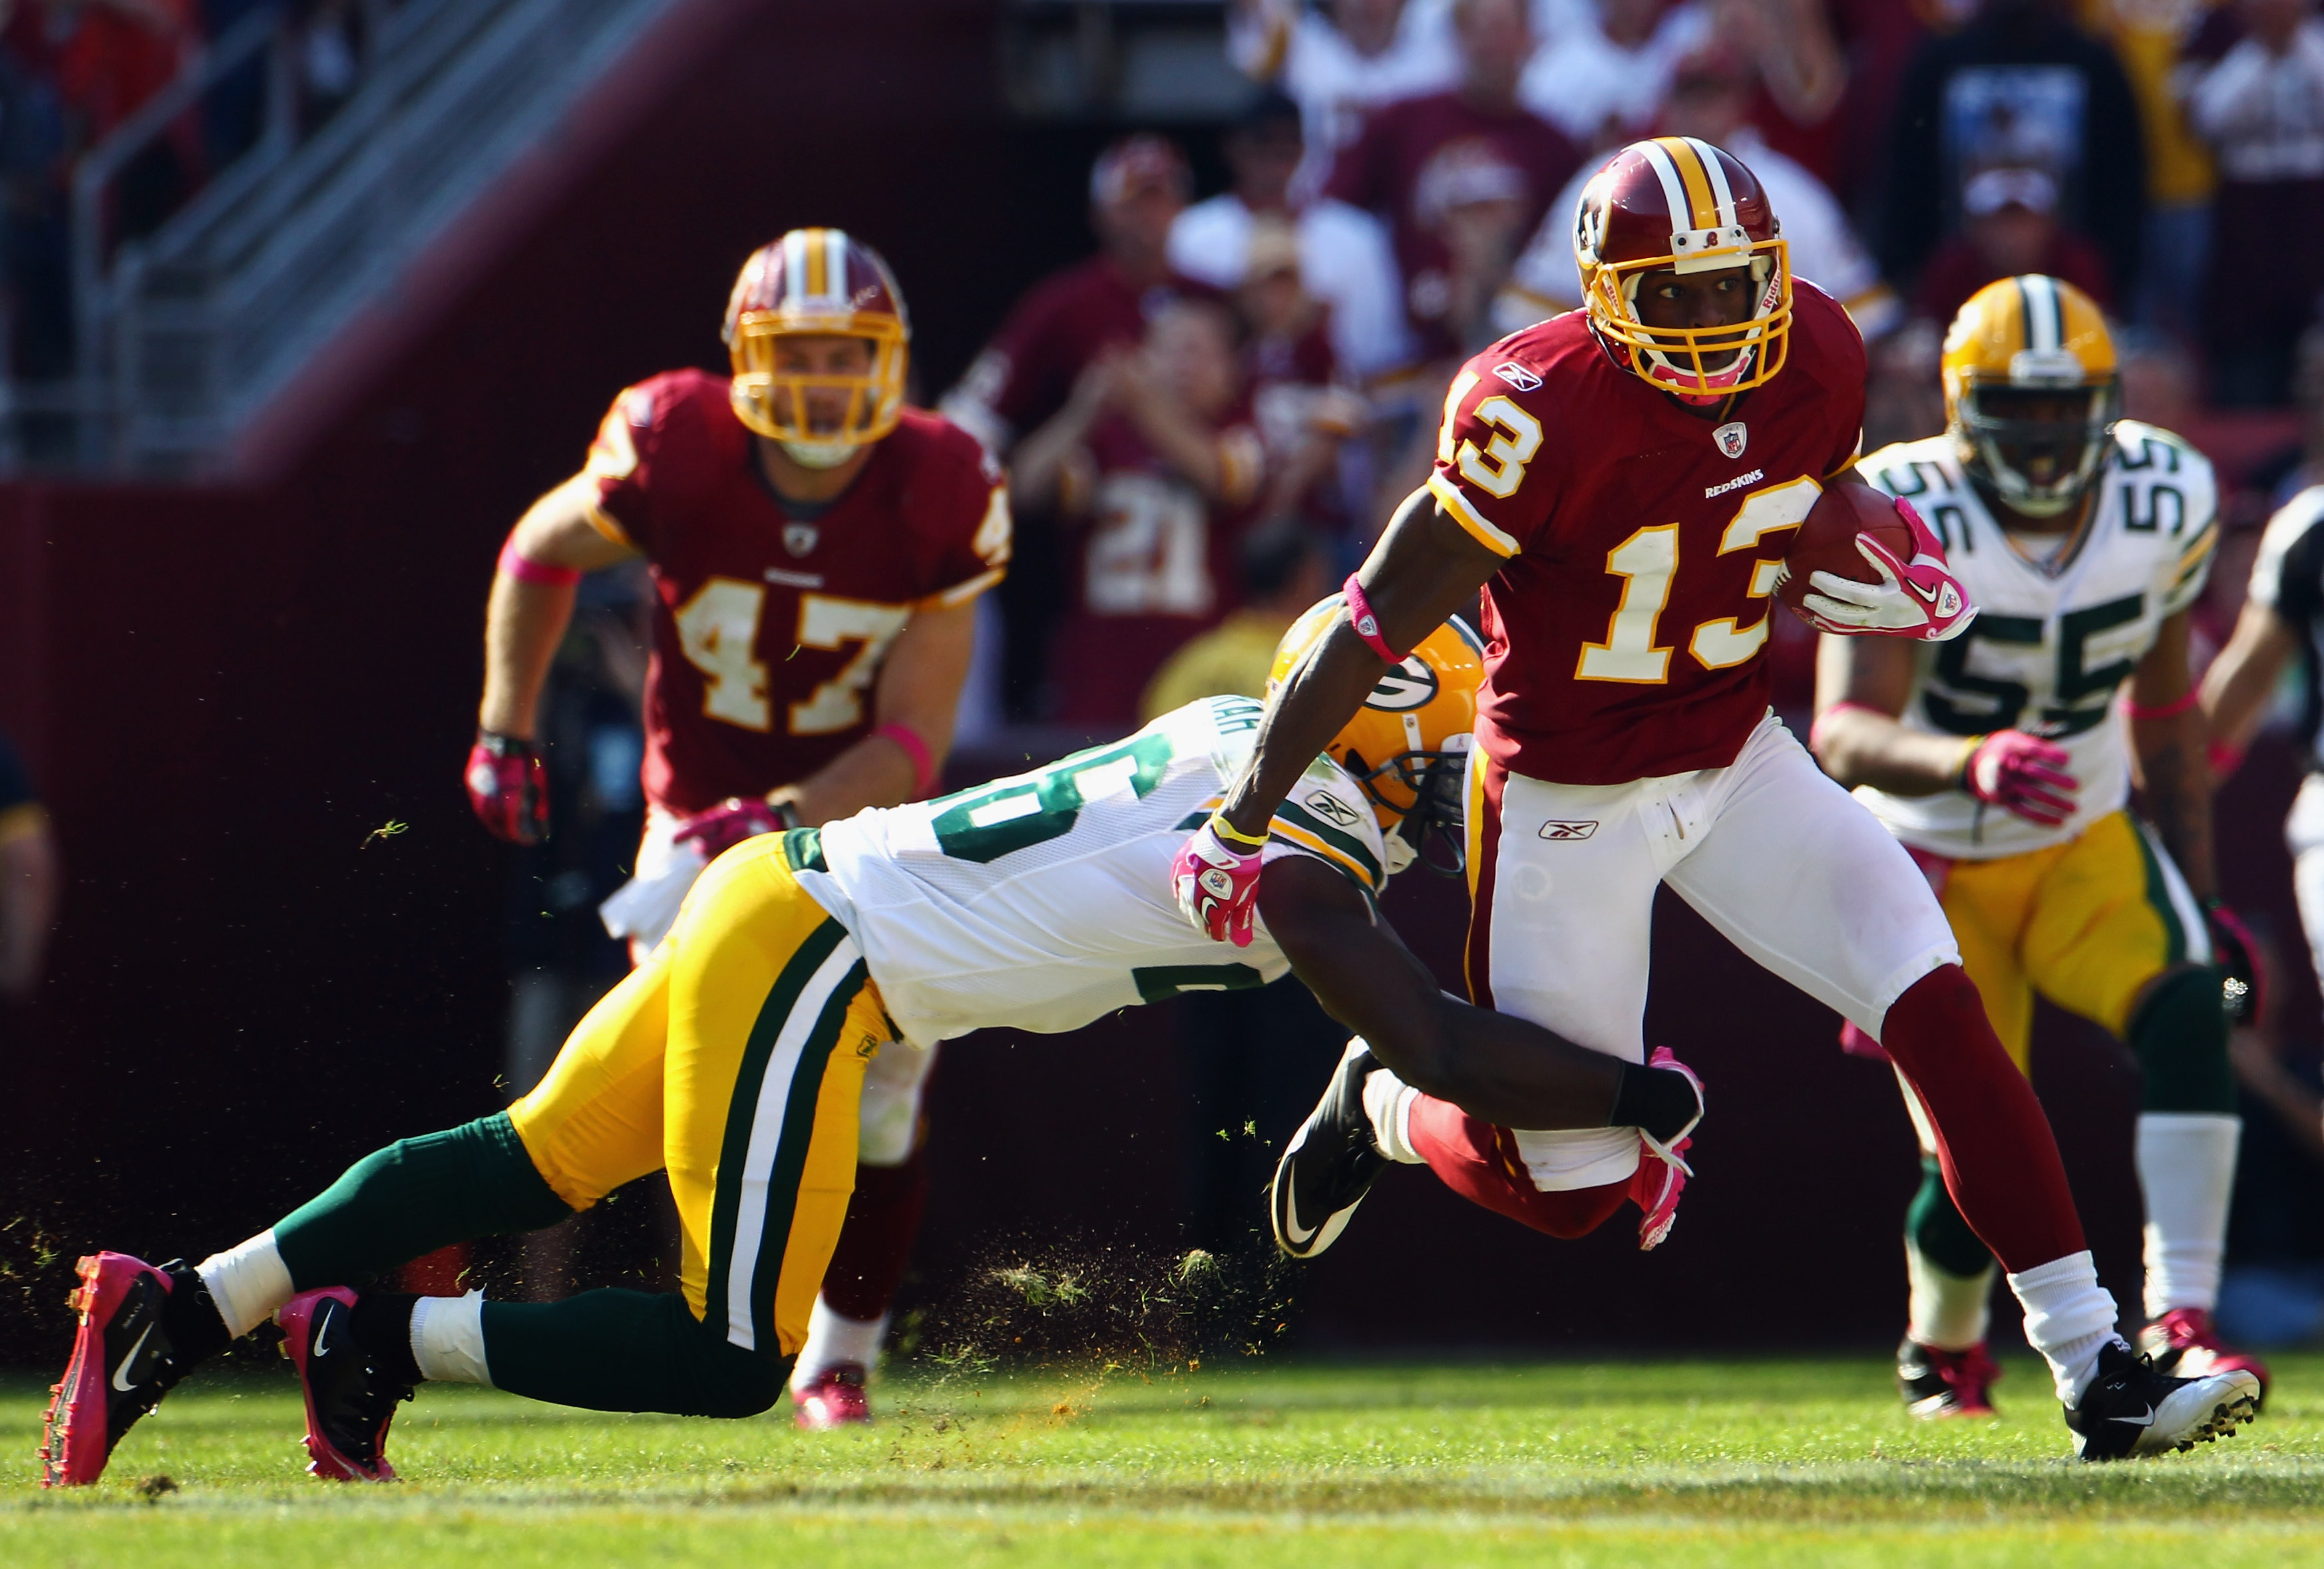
[
  {"xmin": 1941, "ymin": 273, "xmax": 2118, "ymax": 522},
  {"xmin": 1574, "ymin": 137, "xmax": 1792, "ymax": 400},
  {"xmin": 723, "ymin": 229, "xmax": 910, "ymax": 453}
]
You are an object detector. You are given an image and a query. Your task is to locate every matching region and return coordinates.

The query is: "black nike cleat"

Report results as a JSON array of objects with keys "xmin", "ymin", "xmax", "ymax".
[
  {"xmin": 41, "ymin": 1252, "xmax": 229, "ymax": 1486},
  {"xmin": 2063, "ymin": 1337, "xmax": 2260, "ymax": 1461},
  {"xmin": 279, "ymin": 1288, "xmax": 413, "ymax": 1481},
  {"xmin": 1271, "ymin": 1039, "xmax": 1388, "ymax": 1260}
]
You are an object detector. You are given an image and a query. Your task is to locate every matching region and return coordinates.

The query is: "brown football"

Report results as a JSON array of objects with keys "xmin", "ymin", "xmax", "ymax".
[{"xmin": 1776, "ymin": 484, "xmax": 1913, "ymax": 623}]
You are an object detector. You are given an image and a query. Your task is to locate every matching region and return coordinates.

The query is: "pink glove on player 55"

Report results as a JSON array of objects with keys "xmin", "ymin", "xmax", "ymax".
[
  {"xmin": 1963, "ymin": 730, "xmax": 2077, "ymax": 826},
  {"xmin": 1802, "ymin": 498, "xmax": 1975, "ymax": 642},
  {"xmin": 466, "ymin": 731, "xmax": 549, "ymax": 845},
  {"xmin": 1173, "ymin": 814, "xmax": 1268, "ymax": 948},
  {"xmin": 674, "ymin": 797, "xmax": 802, "ymax": 861}
]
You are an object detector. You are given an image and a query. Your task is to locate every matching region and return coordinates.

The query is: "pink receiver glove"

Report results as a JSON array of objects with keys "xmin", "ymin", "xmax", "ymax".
[
  {"xmin": 466, "ymin": 731, "xmax": 549, "ymax": 845},
  {"xmin": 1172, "ymin": 814, "xmax": 1268, "ymax": 947},
  {"xmin": 1801, "ymin": 497, "xmax": 1976, "ymax": 642},
  {"xmin": 1964, "ymin": 730, "xmax": 2077, "ymax": 826},
  {"xmin": 673, "ymin": 796, "xmax": 802, "ymax": 862}
]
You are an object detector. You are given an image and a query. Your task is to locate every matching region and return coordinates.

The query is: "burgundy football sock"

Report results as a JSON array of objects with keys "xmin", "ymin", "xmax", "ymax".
[
  {"xmin": 1877, "ymin": 965, "xmax": 2086, "ymax": 1272},
  {"xmin": 1406, "ymin": 1095, "xmax": 1629, "ymax": 1239},
  {"xmin": 817, "ymin": 1148, "xmax": 931, "ymax": 1322}
]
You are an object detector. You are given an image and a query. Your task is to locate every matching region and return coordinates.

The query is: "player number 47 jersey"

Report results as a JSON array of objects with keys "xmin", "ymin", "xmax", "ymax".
[
  {"xmin": 1851, "ymin": 421, "xmax": 2218, "ymax": 859},
  {"xmin": 793, "ymin": 696, "xmax": 1388, "ymax": 1048}
]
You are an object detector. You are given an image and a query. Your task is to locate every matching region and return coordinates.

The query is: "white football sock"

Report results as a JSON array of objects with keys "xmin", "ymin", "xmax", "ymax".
[
  {"xmin": 410, "ymin": 1290, "xmax": 492, "ymax": 1385},
  {"xmin": 2136, "ymin": 1113, "xmax": 2240, "ymax": 1319},
  {"xmin": 1905, "ymin": 1238, "xmax": 1996, "ymax": 1351},
  {"xmin": 196, "ymin": 1230, "xmax": 293, "ymax": 1340},
  {"xmin": 789, "ymin": 1296, "xmax": 890, "ymax": 1391},
  {"xmin": 2007, "ymin": 1250, "xmax": 2122, "ymax": 1403},
  {"xmin": 1360, "ymin": 1065, "xmax": 1424, "ymax": 1165}
]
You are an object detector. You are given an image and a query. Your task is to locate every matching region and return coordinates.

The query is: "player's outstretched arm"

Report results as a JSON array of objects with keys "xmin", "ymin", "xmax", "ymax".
[
  {"xmin": 470, "ymin": 475, "xmax": 638, "ymax": 843},
  {"xmin": 1259, "ymin": 856, "xmax": 1694, "ymax": 1133},
  {"xmin": 2202, "ymin": 596, "xmax": 2298, "ymax": 778},
  {"xmin": 783, "ymin": 598, "xmax": 979, "ymax": 825}
]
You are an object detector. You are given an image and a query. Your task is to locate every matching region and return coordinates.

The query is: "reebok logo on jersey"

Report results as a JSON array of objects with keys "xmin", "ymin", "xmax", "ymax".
[
  {"xmin": 1704, "ymin": 468, "xmax": 1764, "ymax": 500},
  {"xmin": 1538, "ymin": 820, "xmax": 1599, "ymax": 840},
  {"xmin": 1493, "ymin": 361, "xmax": 1542, "ymax": 392},
  {"xmin": 1303, "ymin": 790, "xmax": 1362, "ymax": 829}
]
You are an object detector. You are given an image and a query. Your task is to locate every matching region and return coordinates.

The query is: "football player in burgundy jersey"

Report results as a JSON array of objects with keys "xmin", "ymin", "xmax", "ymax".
[
  {"xmin": 1186, "ymin": 138, "xmax": 2259, "ymax": 1459},
  {"xmin": 465, "ymin": 228, "xmax": 1009, "ymax": 1431}
]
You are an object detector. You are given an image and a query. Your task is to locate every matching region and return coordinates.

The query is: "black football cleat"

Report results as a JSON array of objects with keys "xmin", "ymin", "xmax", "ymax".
[
  {"xmin": 1271, "ymin": 1039, "xmax": 1387, "ymax": 1260},
  {"xmin": 1896, "ymin": 1334, "xmax": 2001, "ymax": 1419},
  {"xmin": 279, "ymin": 1288, "xmax": 413, "ymax": 1481},
  {"xmin": 2063, "ymin": 1338, "xmax": 2260, "ymax": 1461},
  {"xmin": 41, "ymin": 1252, "xmax": 228, "ymax": 1486}
]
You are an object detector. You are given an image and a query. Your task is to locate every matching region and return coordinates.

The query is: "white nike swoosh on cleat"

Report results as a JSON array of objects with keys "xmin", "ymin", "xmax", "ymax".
[
  {"xmin": 110, "ymin": 1323, "xmax": 155, "ymax": 1393},
  {"xmin": 311, "ymin": 1308, "xmax": 341, "ymax": 1359},
  {"xmin": 2108, "ymin": 1405, "xmax": 2156, "ymax": 1426},
  {"xmin": 1280, "ymin": 1204, "xmax": 1318, "ymax": 1247}
]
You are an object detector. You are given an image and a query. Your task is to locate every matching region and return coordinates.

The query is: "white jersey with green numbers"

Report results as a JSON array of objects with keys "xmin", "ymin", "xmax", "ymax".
[
  {"xmin": 793, "ymin": 695, "xmax": 1392, "ymax": 1047},
  {"xmin": 1851, "ymin": 421, "xmax": 2219, "ymax": 860}
]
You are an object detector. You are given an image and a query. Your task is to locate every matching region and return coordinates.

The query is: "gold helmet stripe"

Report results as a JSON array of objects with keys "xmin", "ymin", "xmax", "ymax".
[
  {"xmin": 1660, "ymin": 137, "xmax": 1721, "ymax": 231},
  {"xmin": 1637, "ymin": 138, "xmax": 1695, "ymax": 234},
  {"xmin": 821, "ymin": 229, "xmax": 849, "ymax": 308},
  {"xmin": 1681, "ymin": 136, "xmax": 1740, "ymax": 228}
]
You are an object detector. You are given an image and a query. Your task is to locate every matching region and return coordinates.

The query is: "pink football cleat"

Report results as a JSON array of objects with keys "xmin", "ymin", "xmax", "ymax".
[
  {"xmin": 41, "ymin": 1252, "xmax": 193, "ymax": 1487},
  {"xmin": 279, "ymin": 1288, "xmax": 411, "ymax": 1481},
  {"xmin": 1897, "ymin": 1336, "xmax": 2002, "ymax": 1419},
  {"xmin": 793, "ymin": 1365, "xmax": 871, "ymax": 1430},
  {"xmin": 1629, "ymin": 1047, "xmax": 1701, "ymax": 1250},
  {"xmin": 2138, "ymin": 1308, "xmax": 2271, "ymax": 1408}
]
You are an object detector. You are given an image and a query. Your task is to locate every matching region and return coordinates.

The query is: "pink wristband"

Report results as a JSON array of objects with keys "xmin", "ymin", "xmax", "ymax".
[
  {"xmin": 1342, "ymin": 574, "xmax": 1406, "ymax": 663},
  {"xmin": 1808, "ymin": 699, "xmax": 1887, "ymax": 753},
  {"xmin": 2122, "ymin": 687, "xmax": 2202, "ymax": 721},
  {"xmin": 876, "ymin": 722, "xmax": 936, "ymax": 796},
  {"xmin": 498, "ymin": 537, "xmax": 582, "ymax": 587}
]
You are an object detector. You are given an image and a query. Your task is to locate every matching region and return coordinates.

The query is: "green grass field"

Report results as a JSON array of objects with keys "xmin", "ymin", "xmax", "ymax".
[{"xmin": 9, "ymin": 1353, "xmax": 2324, "ymax": 1566}]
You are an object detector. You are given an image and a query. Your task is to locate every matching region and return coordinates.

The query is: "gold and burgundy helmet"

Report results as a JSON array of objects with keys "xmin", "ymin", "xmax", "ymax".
[
  {"xmin": 721, "ymin": 228, "xmax": 910, "ymax": 450},
  {"xmin": 1572, "ymin": 137, "xmax": 1792, "ymax": 398}
]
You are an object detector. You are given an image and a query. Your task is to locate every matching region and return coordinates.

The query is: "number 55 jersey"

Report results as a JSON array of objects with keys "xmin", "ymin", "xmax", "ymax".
[
  {"xmin": 789, "ymin": 695, "xmax": 1390, "ymax": 1047},
  {"xmin": 1851, "ymin": 421, "xmax": 2219, "ymax": 858}
]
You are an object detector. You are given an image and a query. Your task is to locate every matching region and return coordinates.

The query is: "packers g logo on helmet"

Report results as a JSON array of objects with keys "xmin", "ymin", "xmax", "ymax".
[
  {"xmin": 1941, "ymin": 274, "xmax": 2119, "ymax": 519},
  {"xmin": 1270, "ymin": 596, "xmax": 1485, "ymax": 874}
]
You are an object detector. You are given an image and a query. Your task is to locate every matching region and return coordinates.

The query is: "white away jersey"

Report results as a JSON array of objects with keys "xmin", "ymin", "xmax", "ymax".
[
  {"xmin": 1851, "ymin": 421, "xmax": 2219, "ymax": 859},
  {"xmin": 797, "ymin": 696, "xmax": 1391, "ymax": 1047}
]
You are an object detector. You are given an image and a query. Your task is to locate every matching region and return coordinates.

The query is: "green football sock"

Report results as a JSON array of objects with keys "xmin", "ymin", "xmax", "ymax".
[
  {"xmin": 1906, "ymin": 1154, "xmax": 1993, "ymax": 1280},
  {"xmin": 274, "ymin": 1113, "xmax": 574, "ymax": 1290},
  {"xmin": 2126, "ymin": 965, "xmax": 2236, "ymax": 1114},
  {"xmin": 482, "ymin": 1289, "xmax": 787, "ymax": 1417}
]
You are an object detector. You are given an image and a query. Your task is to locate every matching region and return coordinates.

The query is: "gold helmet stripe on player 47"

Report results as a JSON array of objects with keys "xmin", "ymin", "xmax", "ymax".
[
  {"xmin": 1270, "ymin": 598, "xmax": 1485, "ymax": 870},
  {"xmin": 1573, "ymin": 136, "xmax": 1793, "ymax": 398},
  {"xmin": 722, "ymin": 228, "xmax": 910, "ymax": 449}
]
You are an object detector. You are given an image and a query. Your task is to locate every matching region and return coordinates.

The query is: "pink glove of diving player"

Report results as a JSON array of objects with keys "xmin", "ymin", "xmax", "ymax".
[
  {"xmin": 1963, "ymin": 730, "xmax": 2078, "ymax": 826},
  {"xmin": 1171, "ymin": 814, "xmax": 1269, "ymax": 948},
  {"xmin": 1801, "ymin": 498, "xmax": 1976, "ymax": 642}
]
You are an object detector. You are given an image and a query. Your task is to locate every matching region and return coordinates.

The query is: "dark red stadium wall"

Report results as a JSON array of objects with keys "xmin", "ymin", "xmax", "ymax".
[{"xmin": 0, "ymin": 0, "xmax": 2297, "ymax": 1361}]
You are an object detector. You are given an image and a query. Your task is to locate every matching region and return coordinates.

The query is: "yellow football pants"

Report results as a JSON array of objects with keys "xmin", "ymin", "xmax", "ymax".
[
  {"xmin": 1935, "ymin": 808, "xmax": 2208, "ymax": 1075},
  {"xmin": 506, "ymin": 830, "xmax": 886, "ymax": 1357}
]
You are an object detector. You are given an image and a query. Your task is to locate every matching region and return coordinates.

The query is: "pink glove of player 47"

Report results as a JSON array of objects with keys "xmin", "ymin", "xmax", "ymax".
[
  {"xmin": 1963, "ymin": 730, "xmax": 2077, "ymax": 826},
  {"xmin": 673, "ymin": 796, "xmax": 802, "ymax": 861},
  {"xmin": 1172, "ymin": 814, "xmax": 1269, "ymax": 948},
  {"xmin": 466, "ymin": 731, "xmax": 549, "ymax": 844},
  {"xmin": 1802, "ymin": 498, "xmax": 1975, "ymax": 642}
]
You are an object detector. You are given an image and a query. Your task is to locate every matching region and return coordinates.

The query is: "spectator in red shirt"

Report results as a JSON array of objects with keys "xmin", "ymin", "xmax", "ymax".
[
  {"xmin": 1009, "ymin": 297, "xmax": 1270, "ymax": 731},
  {"xmin": 1322, "ymin": 0, "xmax": 1581, "ymax": 363},
  {"xmin": 1911, "ymin": 164, "xmax": 2114, "ymax": 327},
  {"xmin": 944, "ymin": 134, "xmax": 1219, "ymax": 719}
]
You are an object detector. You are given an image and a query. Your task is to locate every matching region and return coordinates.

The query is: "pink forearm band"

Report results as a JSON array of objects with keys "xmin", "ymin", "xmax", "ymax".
[
  {"xmin": 498, "ymin": 538, "xmax": 582, "ymax": 587},
  {"xmin": 1342, "ymin": 574, "xmax": 1406, "ymax": 663},
  {"xmin": 2121, "ymin": 688, "xmax": 2202, "ymax": 721},
  {"xmin": 876, "ymin": 723, "xmax": 937, "ymax": 797},
  {"xmin": 1807, "ymin": 699, "xmax": 1886, "ymax": 753}
]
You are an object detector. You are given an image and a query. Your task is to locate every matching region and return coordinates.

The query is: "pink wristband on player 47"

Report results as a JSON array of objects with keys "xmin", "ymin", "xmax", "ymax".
[
  {"xmin": 1342, "ymin": 574, "xmax": 1406, "ymax": 663},
  {"xmin": 2120, "ymin": 687, "xmax": 2202, "ymax": 721},
  {"xmin": 497, "ymin": 538, "xmax": 582, "ymax": 587},
  {"xmin": 876, "ymin": 722, "xmax": 936, "ymax": 796}
]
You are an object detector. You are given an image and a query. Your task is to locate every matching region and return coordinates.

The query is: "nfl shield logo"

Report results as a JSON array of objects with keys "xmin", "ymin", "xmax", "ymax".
[
  {"xmin": 1713, "ymin": 421, "xmax": 1748, "ymax": 460},
  {"xmin": 783, "ymin": 522, "xmax": 819, "ymax": 558}
]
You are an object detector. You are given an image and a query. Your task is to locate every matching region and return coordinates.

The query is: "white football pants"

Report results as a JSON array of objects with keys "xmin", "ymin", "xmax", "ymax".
[{"xmin": 1473, "ymin": 711, "xmax": 1960, "ymax": 1190}]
